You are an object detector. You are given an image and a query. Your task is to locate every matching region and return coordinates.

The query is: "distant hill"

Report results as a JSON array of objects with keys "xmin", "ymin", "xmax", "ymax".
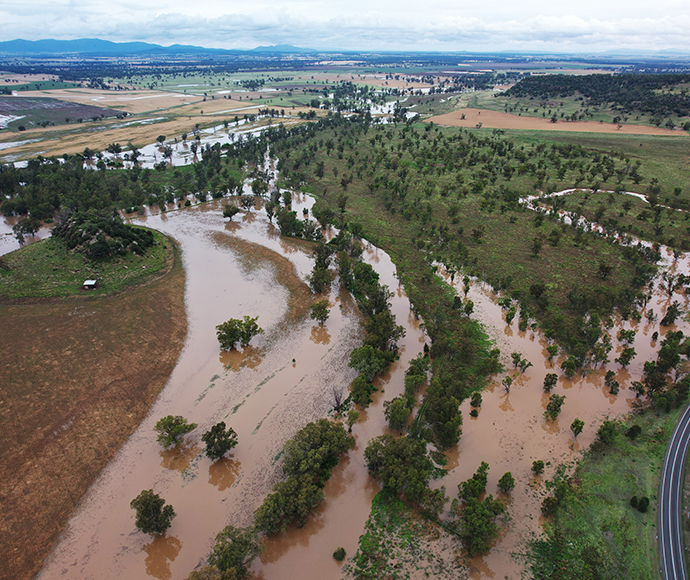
[{"xmin": 0, "ymin": 38, "xmax": 316, "ymax": 56}]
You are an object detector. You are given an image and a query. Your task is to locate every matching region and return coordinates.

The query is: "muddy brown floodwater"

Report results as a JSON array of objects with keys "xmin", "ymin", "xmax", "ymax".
[
  {"xmin": 433, "ymin": 239, "xmax": 690, "ymax": 578},
  {"xmin": 37, "ymin": 193, "xmax": 427, "ymax": 580},
  {"xmin": 35, "ymin": 184, "xmax": 690, "ymax": 580}
]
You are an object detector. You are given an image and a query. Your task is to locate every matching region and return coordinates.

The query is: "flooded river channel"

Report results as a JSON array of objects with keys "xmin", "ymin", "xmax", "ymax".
[
  {"xmin": 25, "ymin": 184, "xmax": 690, "ymax": 580},
  {"xmin": 36, "ymin": 194, "xmax": 427, "ymax": 580}
]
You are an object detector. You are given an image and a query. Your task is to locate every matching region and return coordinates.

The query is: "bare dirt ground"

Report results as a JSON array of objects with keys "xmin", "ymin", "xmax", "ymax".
[
  {"xmin": 21, "ymin": 89, "xmax": 197, "ymax": 114},
  {"xmin": 0, "ymin": 241, "xmax": 186, "ymax": 580},
  {"xmin": 429, "ymin": 108, "xmax": 686, "ymax": 136},
  {"xmin": 0, "ymin": 73, "xmax": 60, "ymax": 85}
]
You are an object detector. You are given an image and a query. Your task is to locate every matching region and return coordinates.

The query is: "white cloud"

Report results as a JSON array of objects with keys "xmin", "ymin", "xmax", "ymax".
[{"xmin": 1, "ymin": 1, "xmax": 689, "ymax": 53}]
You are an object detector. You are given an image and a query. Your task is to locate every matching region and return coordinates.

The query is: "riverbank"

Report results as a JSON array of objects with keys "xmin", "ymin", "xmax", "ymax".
[{"xmin": 0, "ymin": 238, "xmax": 186, "ymax": 580}]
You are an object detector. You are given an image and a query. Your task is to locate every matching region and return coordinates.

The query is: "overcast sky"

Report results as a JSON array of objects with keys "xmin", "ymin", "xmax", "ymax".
[{"xmin": 1, "ymin": 0, "xmax": 689, "ymax": 53}]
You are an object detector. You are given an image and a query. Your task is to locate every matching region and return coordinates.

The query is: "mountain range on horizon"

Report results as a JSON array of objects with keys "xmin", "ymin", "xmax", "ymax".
[
  {"xmin": 0, "ymin": 38, "xmax": 688, "ymax": 59},
  {"xmin": 0, "ymin": 38, "xmax": 318, "ymax": 56}
]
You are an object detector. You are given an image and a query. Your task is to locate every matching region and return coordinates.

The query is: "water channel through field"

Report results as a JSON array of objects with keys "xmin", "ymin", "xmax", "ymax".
[{"xmin": 13, "ymin": 182, "xmax": 690, "ymax": 579}]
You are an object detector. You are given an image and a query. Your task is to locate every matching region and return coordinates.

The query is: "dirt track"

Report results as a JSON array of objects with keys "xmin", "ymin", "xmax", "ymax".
[{"xmin": 430, "ymin": 108, "xmax": 687, "ymax": 136}]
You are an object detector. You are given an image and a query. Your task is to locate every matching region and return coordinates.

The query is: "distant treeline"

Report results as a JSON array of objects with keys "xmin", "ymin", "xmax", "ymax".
[{"xmin": 505, "ymin": 73, "xmax": 690, "ymax": 118}]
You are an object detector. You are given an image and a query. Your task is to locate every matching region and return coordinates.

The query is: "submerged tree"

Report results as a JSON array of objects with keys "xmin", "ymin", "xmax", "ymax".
[
  {"xmin": 130, "ymin": 489, "xmax": 176, "ymax": 535},
  {"xmin": 216, "ymin": 316, "xmax": 264, "ymax": 350},
  {"xmin": 202, "ymin": 422, "xmax": 238, "ymax": 460},
  {"xmin": 154, "ymin": 415, "xmax": 197, "ymax": 448}
]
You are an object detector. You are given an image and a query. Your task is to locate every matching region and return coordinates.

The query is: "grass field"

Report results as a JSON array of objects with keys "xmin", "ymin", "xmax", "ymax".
[
  {"xmin": 0, "ymin": 236, "xmax": 186, "ymax": 580},
  {"xmin": 529, "ymin": 408, "xmax": 679, "ymax": 580},
  {"xmin": 0, "ymin": 228, "xmax": 170, "ymax": 300}
]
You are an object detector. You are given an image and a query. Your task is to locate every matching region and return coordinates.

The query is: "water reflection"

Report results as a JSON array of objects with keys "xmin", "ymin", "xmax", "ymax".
[
  {"xmin": 219, "ymin": 345, "xmax": 265, "ymax": 372},
  {"xmin": 143, "ymin": 535, "xmax": 182, "ymax": 580},
  {"xmin": 159, "ymin": 443, "xmax": 201, "ymax": 472},
  {"xmin": 208, "ymin": 457, "xmax": 241, "ymax": 491},
  {"xmin": 309, "ymin": 324, "xmax": 331, "ymax": 345}
]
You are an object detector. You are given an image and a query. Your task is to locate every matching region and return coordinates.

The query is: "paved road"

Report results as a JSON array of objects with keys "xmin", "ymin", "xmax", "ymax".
[{"xmin": 660, "ymin": 403, "xmax": 690, "ymax": 580}]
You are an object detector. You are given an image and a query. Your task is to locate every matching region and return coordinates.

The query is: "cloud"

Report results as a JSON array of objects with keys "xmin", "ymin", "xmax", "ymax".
[{"xmin": 1, "ymin": 5, "xmax": 689, "ymax": 53}]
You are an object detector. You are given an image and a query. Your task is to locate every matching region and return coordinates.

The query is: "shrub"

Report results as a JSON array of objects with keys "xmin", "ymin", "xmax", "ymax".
[
  {"xmin": 637, "ymin": 497, "xmax": 650, "ymax": 513},
  {"xmin": 630, "ymin": 496, "xmax": 639, "ymax": 508},
  {"xmin": 532, "ymin": 460, "xmax": 545, "ymax": 475},
  {"xmin": 333, "ymin": 547, "xmax": 346, "ymax": 561}
]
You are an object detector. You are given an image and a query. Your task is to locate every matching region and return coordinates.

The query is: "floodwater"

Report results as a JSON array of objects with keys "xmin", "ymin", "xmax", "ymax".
[
  {"xmin": 25, "ymin": 181, "xmax": 690, "ymax": 580},
  {"xmin": 36, "ymin": 193, "xmax": 428, "ymax": 580},
  {"xmin": 432, "ymin": 243, "xmax": 690, "ymax": 578}
]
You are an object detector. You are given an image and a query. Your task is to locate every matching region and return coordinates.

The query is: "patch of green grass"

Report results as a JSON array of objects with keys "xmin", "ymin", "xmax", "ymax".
[
  {"xmin": 343, "ymin": 490, "xmax": 463, "ymax": 580},
  {"xmin": 529, "ymin": 408, "xmax": 680, "ymax": 580},
  {"xmin": 0, "ymin": 228, "xmax": 170, "ymax": 300}
]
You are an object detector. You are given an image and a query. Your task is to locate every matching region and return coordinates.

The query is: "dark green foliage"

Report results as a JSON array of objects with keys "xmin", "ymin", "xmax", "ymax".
[
  {"xmin": 52, "ymin": 211, "xmax": 154, "ymax": 260},
  {"xmin": 498, "ymin": 471, "xmax": 515, "ymax": 494},
  {"xmin": 545, "ymin": 394, "xmax": 566, "ymax": 420},
  {"xmin": 154, "ymin": 415, "xmax": 197, "ymax": 448},
  {"xmin": 532, "ymin": 460, "xmax": 545, "ymax": 475},
  {"xmin": 543, "ymin": 373, "xmax": 558, "ymax": 392},
  {"xmin": 216, "ymin": 316, "xmax": 264, "ymax": 350},
  {"xmin": 350, "ymin": 374, "xmax": 377, "ymax": 407},
  {"xmin": 470, "ymin": 392, "xmax": 482, "ymax": 408},
  {"xmin": 208, "ymin": 525, "xmax": 262, "ymax": 577},
  {"xmin": 384, "ymin": 396, "xmax": 412, "ymax": 433},
  {"xmin": 309, "ymin": 299, "xmax": 330, "ymax": 324},
  {"xmin": 275, "ymin": 207, "xmax": 304, "ymax": 237},
  {"xmin": 630, "ymin": 495, "xmax": 639, "ymax": 508},
  {"xmin": 597, "ymin": 420, "xmax": 618, "ymax": 445},
  {"xmin": 222, "ymin": 204, "xmax": 240, "ymax": 219},
  {"xmin": 130, "ymin": 489, "xmax": 176, "ymax": 535},
  {"xmin": 333, "ymin": 547, "xmax": 346, "ymax": 561},
  {"xmin": 349, "ymin": 345, "xmax": 389, "ymax": 382},
  {"xmin": 637, "ymin": 497, "xmax": 650, "ymax": 513},
  {"xmin": 364, "ymin": 434, "xmax": 433, "ymax": 503},
  {"xmin": 458, "ymin": 461, "xmax": 489, "ymax": 501},
  {"xmin": 254, "ymin": 419, "xmax": 354, "ymax": 534},
  {"xmin": 202, "ymin": 422, "xmax": 238, "ymax": 460},
  {"xmin": 505, "ymin": 73, "xmax": 690, "ymax": 118},
  {"xmin": 459, "ymin": 495, "xmax": 506, "ymax": 557},
  {"xmin": 626, "ymin": 424, "xmax": 642, "ymax": 440},
  {"xmin": 571, "ymin": 418, "xmax": 585, "ymax": 439}
]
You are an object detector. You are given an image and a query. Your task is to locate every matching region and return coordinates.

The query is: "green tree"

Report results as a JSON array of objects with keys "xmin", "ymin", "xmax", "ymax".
[
  {"xmin": 310, "ymin": 300, "xmax": 330, "ymax": 324},
  {"xmin": 597, "ymin": 420, "xmax": 617, "ymax": 444},
  {"xmin": 544, "ymin": 394, "xmax": 566, "ymax": 420},
  {"xmin": 202, "ymin": 422, "xmax": 238, "ymax": 460},
  {"xmin": 498, "ymin": 471, "xmax": 515, "ymax": 494},
  {"xmin": 223, "ymin": 204, "xmax": 240, "ymax": 219},
  {"xmin": 130, "ymin": 489, "xmax": 176, "ymax": 535},
  {"xmin": 543, "ymin": 373, "xmax": 558, "ymax": 392},
  {"xmin": 460, "ymin": 495, "xmax": 505, "ymax": 556},
  {"xmin": 384, "ymin": 396, "xmax": 412, "ymax": 433},
  {"xmin": 532, "ymin": 460, "xmax": 545, "ymax": 475},
  {"xmin": 458, "ymin": 461, "xmax": 489, "ymax": 501},
  {"xmin": 308, "ymin": 267, "xmax": 331, "ymax": 293},
  {"xmin": 208, "ymin": 525, "xmax": 262, "ymax": 577},
  {"xmin": 349, "ymin": 345, "xmax": 388, "ymax": 381},
  {"xmin": 154, "ymin": 415, "xmax": 197, "ymax": 448},
  {"xmin": 216, "ymin": 316, "xmax": 264, "ymax": 350},
  {"xmin": 571, "ymin": 418, "xmax": 585, "ymax": 439},
  {"xmin": 364, "ymin": 434, "xmax": 433, "ymax": 502}
]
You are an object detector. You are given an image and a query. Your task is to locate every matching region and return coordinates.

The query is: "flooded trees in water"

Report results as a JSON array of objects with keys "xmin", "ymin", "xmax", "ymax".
[
  {"xmin": 451, "ymin": 462, "xmax": 507, "ymax": 557},
  {"xmin": 202, "ymin": 422, "xmax": 238, "ymax": 460},
  {"xmin": 130, "ymin": 490, "xmax": 176, "ymax": 535},
  {"xmin": 309, "ymin": 299, "xmax": 330, "ymax": 324},
  {"xmin": 571, "ymin": 419, "xmax": 585, "ymax": 439},
  {"xmin": 364, "ymin": 434, "xmax": 434, "ymax": 504},
  {"xmin": 544, "ymin": 394, "xmax": 566, "ymax": 421},
  {"xmin": 206, "ymin": 525, "xmax": 262, "ymax": 579},
  {"xmin": 154, "ymin": 415, "xmax": 197, "ymax": 448},
  {"xmin": 254, "ymin": 419, "xmax": 354, "ymax": 534},
  {"xmin": 216, "ymin": 316, "xmax": 264, "ymax": 350},
  {"xmin": 222, "ymin": 204, "xmax": 240, "ymax": 219}
]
